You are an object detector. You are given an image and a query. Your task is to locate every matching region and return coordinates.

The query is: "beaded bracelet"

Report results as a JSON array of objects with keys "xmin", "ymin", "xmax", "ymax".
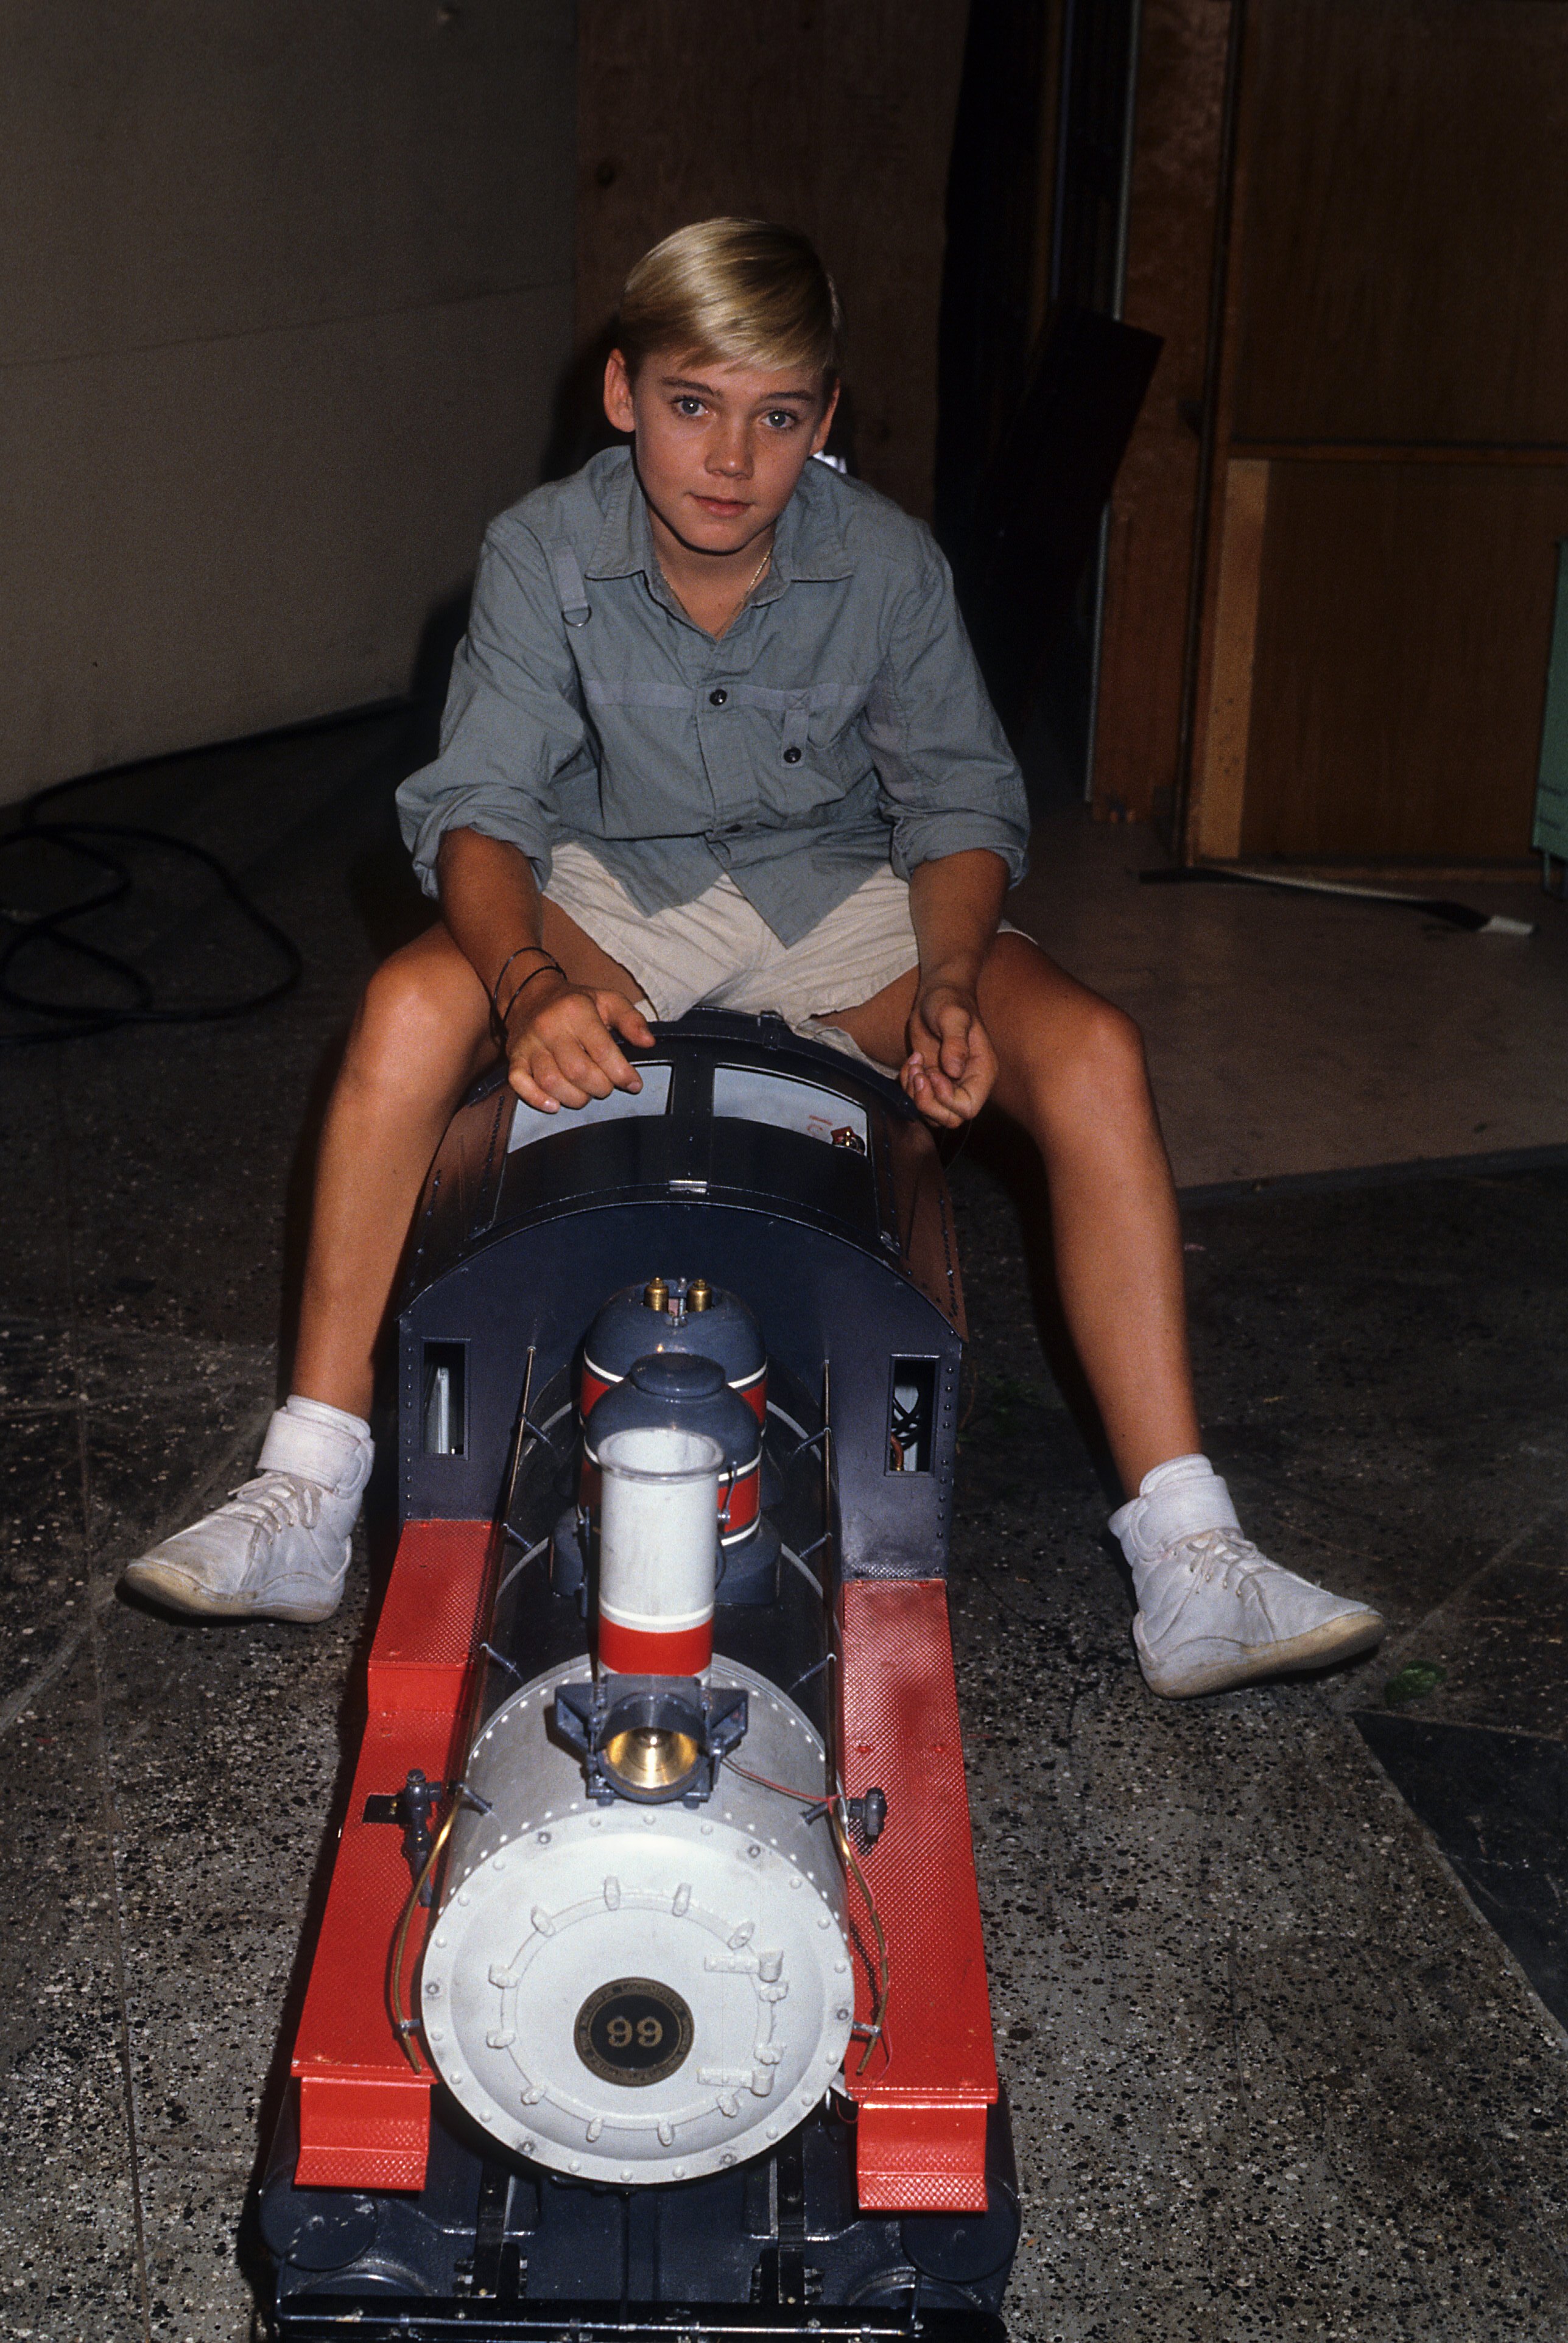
[{"xmin": 492, "ymin": 955, "xmax": 566, "ymax": 1047}]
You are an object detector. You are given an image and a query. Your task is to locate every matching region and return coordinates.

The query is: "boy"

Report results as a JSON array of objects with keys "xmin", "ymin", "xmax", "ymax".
[{"xmin": 125, "ymin": 219, "xmax": 1383, "ymax": 1699}]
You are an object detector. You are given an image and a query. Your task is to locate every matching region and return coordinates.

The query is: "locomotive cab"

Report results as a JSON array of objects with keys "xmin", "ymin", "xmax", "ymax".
[{"xmin": 258, "ymin": 1012, "xmax": 1020, "ymax": 2339}]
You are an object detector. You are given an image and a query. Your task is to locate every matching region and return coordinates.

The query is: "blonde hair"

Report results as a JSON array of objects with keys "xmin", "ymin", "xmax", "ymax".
[{"xmin": 617, "ymin": 218, "xmax": 844, "ymax": 389}]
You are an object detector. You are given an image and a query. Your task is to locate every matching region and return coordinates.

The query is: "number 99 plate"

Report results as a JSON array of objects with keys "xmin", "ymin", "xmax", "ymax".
[{"xmin": 574, "ymin": 1976, "xmax": 695, "ymax": 2087}]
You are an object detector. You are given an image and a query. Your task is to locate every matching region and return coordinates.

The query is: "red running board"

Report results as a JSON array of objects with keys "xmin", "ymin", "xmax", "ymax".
[
  {"xmin": 290, "ymin": 1520, "xmax": 496, "ymax": 2191},
  {"xmin": 838, "ymin": 1579, "xmax": 999, "ymax": 2212},
  {"xmin": 289, "ymin": 1536, "xmax": 998, "ymax": 2212}
]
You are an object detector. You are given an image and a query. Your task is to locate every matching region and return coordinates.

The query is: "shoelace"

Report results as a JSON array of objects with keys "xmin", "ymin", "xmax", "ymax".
[
  {"xmin": 223, "ymin": 1470, "xmax": 325, "ymax": 1537},
  {"xmin": 1166, "ymin": 1526, "xmax": 1268, "ymax": 1592}
]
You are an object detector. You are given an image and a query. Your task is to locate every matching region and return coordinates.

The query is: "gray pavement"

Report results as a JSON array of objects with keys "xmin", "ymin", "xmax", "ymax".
[{"xmin": 2, "ymin": 718, "xmax": 1566, "ymax": 2339}]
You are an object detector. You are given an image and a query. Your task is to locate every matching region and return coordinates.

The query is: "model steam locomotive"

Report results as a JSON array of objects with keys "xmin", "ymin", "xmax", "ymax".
[{"xmin": 258, "ymin": 1010, "xmax": 1019, "ymax": 2340}]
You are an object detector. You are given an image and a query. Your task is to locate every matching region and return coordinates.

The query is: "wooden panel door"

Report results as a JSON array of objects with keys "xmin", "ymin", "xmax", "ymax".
[
  {"xmin": 1231, "ymin": 1, "xmax": 1568, "ymax": 448},
  {"xmin": 1243, "ymin": 460, "xmax": 1568, "ymax": 860},
  {"xmin": 1194, "ymin": 0, "xmax": 1568, "ymax": 862},
  {"xmin": 1090, "ymin": 0, "xmax": 1237, "ymax": 831},
  {"xmin": 1097, "ymin": 0, "xmax": 1568, "ymax": 862}
]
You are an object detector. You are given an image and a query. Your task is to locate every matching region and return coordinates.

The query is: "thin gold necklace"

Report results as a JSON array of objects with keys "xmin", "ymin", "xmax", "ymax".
[
  {"xmin": 658, "ymin": 536, "xmax": 773, "ymax": 634},
  {"xmin": 710, "ymin": 540, "xmax": 772, "ymax": 639}
]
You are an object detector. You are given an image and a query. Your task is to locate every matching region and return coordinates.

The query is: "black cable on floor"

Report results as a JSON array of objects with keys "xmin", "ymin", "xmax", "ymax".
[{"xmin": 0, "ymin": 771, "xmax": 303, "ymax": 1045}]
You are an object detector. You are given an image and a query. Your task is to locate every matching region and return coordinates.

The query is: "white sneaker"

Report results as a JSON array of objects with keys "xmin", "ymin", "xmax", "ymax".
[
  {"xmin": 121, "ymin": 1396, "xmax": 373, "ymax": 1623},
  {"xmin": 1111, "ymin": 1453, "xmax": 1385, "ymax": 1698}
]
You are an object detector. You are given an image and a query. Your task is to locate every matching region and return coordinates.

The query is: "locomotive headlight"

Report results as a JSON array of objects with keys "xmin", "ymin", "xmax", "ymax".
[
  {"xmin": 420, "ymin": 1656, "xmax": 855, "ymax": 2188},
  {"xmin": 602, "ymin": 1722, "xmax": 700, "ymax": 1795},
  {"xmin": 555, "ymin": 1676, "xmax": 741, "ymax": 1805}
]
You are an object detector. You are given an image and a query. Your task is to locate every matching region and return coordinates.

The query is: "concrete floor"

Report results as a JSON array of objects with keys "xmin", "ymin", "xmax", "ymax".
[
  {"xmin": 1007, "ymin": 817, "xmax": 1568, "ymax": 1192},
  {"xmin": 2, "ymin": 715, "xmax": 1568, "ymax": 2340}
]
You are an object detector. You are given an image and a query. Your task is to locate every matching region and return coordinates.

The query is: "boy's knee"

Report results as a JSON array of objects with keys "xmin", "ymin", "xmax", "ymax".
[
  {"xmin": 352, "ymin": 948, "xmax": 479, "ymax": 1085},
  {"xmin": 1024, "ymin": 995, "xmax": 1147, "ymax": 1114},
  {"xmin": 1082, "ymin": 999, "xmax": 1145, "ymax": 1083}
]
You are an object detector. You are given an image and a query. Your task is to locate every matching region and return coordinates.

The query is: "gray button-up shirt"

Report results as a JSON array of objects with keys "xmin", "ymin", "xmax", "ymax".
[{"xmin": 396, "ymin": 446, "xmax": 1028, "ymax": 948}]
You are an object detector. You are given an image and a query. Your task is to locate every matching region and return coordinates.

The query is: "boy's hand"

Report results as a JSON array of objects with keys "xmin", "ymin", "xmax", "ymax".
[
  {"xmin": 503, "ymin": 975, "xmax": 655, "ymax": 1113},
  {"xmin": 902, "ymin": 979, "xmax": 996, "ymax": 1128}
]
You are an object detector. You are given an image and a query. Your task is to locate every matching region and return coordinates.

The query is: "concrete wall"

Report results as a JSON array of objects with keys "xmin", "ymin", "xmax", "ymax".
[{"xmin": 0, "ymin": 1, "xmax": 575, "ymax": 808}]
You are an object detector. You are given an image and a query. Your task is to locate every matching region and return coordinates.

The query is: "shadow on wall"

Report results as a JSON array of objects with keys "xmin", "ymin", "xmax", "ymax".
[
  {"xmin": 541, "ymin": 321, "xmax": 624, "ymax": 482},
  {"xmin": 395, "ymin": 321, "xmax": 630, "ymax": 796},
  {"xmin": 396, "ymin": 321, "xmax": 631, "ymax": 796},
  {"xmin": 359, "ymin": 324, "xmax": 628, "ymax": 945}
]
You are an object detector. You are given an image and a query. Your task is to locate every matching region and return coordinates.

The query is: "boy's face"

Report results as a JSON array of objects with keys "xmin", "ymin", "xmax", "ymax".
[{"xmin": 604, "ymin": 347, "xmax": 838, "ymax": 559}]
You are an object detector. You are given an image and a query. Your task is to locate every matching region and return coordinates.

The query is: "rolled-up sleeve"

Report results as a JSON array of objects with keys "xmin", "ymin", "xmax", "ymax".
[
  {"xmin": 863, "ymin": 538, "xmax": 1030, "ymax": 888},
  {"xmin": 396, "ymin": 519, "xmax": 591, "ymax": 901}
]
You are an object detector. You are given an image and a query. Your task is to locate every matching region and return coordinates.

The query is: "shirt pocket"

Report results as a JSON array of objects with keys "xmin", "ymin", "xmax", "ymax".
[
  {"xmin": 810, "ymin": 678, "xmax": 875, "ymax": 759},
  {"xmin": 735, "ymin": 680, "xmax": 873, "ymax": 814},
  {"xmin": 581, "ymin": 680, "xmax": 708, "ymax": 836}
]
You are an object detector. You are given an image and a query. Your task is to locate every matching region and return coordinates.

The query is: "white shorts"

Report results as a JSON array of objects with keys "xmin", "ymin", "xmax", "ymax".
[{"xmin": 543, "ymin": 844, "xmax": 925, "ymax": 1068}]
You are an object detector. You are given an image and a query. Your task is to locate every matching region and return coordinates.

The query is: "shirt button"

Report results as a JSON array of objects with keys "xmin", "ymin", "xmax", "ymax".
[
  {"xmin": 782, "ymin": 745, "xmax": 802, "ymax": 764},
  {"xmin": 709, "ymin": 687, "xmax": 729, "ymax": 707}
]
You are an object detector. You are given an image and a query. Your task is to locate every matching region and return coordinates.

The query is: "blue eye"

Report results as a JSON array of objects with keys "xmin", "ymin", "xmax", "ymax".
[
  {"xmin": 765, "ymin": 410, "xmax": 800, "ymax": 430},
  {"xmin": 674, "ymin": 397, "xmax": 705, "ymax": 417}
]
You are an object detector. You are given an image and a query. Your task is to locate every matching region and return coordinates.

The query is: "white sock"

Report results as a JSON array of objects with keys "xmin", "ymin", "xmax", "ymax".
[
  {"xmin": 283, "ymin": 1394, "xmax": 371, "ymax": 1441},
  {"xmin": 1109, "ymin": 1453, "xmax": 1241, "ymax": 1571},
  {"xmin": 258, "ymin": 1395, "xmax": 373, "ymax": 1491}
]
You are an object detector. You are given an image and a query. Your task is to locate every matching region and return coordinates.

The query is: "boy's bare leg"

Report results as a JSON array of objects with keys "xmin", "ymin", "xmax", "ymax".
[
  {"xmin": 124, "ymin": 898, "xmax": 646, "ymax": 1621},
  {"xmin": 289, "ymin": 924, "xmax": 492, "ymax": 1421},
  {"xmin": 829, "ymin": 933, "xmax": 1383, "ymax": 1695},
  {"xmin": 293, "ymin": 907, "xmax": 644, "ymax": 1421},
  {"xmin": 824, "ymin": 932, "xmax": 1200, "ymax": 1495}
]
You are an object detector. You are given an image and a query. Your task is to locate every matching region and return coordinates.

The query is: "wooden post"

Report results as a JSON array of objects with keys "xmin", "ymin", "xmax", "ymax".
[{"xmin": 1192, "ymin": 456, "xmax": 1270, "ymax": 858}]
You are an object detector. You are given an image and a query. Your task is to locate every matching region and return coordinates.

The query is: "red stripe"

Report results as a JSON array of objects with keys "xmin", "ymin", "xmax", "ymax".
[
  {"xmin": 580, "ymin": 1368, "xmax": 614, "ymax": 1417},
  {"xmin": 739, "ymin": 1379, "xmax": 768, "ymax": 1422},
  {"xmin": 720, "ymin": 1471, "xmax": 759, "ymax": 1532},
  {"xmin": 598, "ymin": 1616, "xmax": 712, "ymax": 1674}
]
